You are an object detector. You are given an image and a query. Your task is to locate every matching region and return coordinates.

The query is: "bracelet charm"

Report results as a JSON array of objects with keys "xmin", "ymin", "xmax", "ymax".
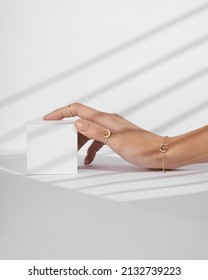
[{"xmin": 159, "ymin": 136, "xmax": 168, "ymax": 173}]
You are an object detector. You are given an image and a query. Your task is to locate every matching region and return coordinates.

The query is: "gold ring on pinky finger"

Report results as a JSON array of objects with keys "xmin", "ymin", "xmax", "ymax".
[
  {"xmin": 103, "ymin": 128, "xmax": 111, "ymax": 145},
  {"xmin": 68, "ymin": 104, "xmax": 74, "ymax": 117}
]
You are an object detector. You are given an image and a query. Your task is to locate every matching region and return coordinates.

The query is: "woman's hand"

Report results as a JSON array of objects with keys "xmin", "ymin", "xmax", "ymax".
[{"xmin": 44, "ymin": 103, "xmax": 163, "ymax": 169}]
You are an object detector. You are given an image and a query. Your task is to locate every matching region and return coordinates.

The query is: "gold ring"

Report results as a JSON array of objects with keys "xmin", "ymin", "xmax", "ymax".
[
  {"xmin": 103, "ymin": 128, "xmax": 111, "ymax": 145},
  {"xmin": 68, "ymin": 104, "xmax": 74, "ymax": 117}
]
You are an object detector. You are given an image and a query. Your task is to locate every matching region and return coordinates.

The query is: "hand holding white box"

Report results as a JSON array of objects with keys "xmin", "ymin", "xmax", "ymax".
[{"xmin": 27, "ymin": 120, "xmax": 77, "ymax": 174}]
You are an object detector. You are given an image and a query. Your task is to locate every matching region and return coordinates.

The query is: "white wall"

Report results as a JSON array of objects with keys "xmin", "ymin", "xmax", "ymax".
[{"xmin": 1, "ymin": 0, "xmax": 208, "ymax": 150}]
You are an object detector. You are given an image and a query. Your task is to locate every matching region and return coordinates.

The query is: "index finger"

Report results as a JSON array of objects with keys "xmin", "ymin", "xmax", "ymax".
[{"xmin": 43, "ymin": 102, "xmax": 115, "ymax": 128}]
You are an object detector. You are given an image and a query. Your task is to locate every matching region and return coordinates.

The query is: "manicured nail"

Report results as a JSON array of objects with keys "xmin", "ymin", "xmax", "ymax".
[
  {"xmin": 76, "ymin": 119, "xmax": 89, "ymax": 131},
  {"xmin": 43, "ymin": 113, "xmax": 53, "ymax": 120},
  {"xmin": 84, "ymin": 157, "xmax": 90, "ymax": 165},
  {"xmin": 43, "ymin": 114, "xmax": 49, "ymax": 120}
]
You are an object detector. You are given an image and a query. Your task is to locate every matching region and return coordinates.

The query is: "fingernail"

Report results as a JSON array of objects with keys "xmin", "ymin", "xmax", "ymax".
[
  {"xmin": 84, "ymin": 157, "xmax": 90, "ymax": 165},
  {"xmin": 43, "ymin": 113, "xmax": 53, "ymax": 120},
  {"xmin": 76, "ymin": 119, "xmax": 89, "ymax": 131},
  {"xmin": 43, "ymin": 114, "xmax": 49, "ymax": 120}
]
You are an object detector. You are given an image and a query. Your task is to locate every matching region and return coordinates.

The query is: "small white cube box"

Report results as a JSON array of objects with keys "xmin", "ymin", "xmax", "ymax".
[{"xmin": 27, "ymin": 120, "xmax": 77, "ymax": 175}]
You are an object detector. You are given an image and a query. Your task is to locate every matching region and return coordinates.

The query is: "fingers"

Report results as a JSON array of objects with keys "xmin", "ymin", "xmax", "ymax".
[
  {"xmin": 44, "ymin": 102, "xmax": 138, "ymax": 133},
  {"xmin": 84, "ymin": 140, "xmax": 104, "ymax": 165},
  {"xmin": 44, "ymin": 103, "xmax": 103, "ymax": 121},
  {"xmin": 44, "ymin": 102, "xmax": 122, "ymax": 130},
  {"xmin": 43, "ymin": 106, "xmax": 72, "ymax": 120},
  {"xmin": 75, "ymin": 119, "xmax": 112, "ymax": 146},
  {"xmin": 77, "ymin": 132, "xmax": 90, "ymax": 151},
  {"xmin": 76, "ymin": 118, "xmax": 110, "ymax": 165}
]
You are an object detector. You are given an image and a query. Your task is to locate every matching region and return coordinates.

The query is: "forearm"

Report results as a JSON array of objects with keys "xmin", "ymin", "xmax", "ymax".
[{"xmin": 164, "ymin": 125, "xmax": 208, "ymax": 169}]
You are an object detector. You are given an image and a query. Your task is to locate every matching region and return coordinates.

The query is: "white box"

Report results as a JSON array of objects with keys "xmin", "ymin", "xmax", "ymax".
[{"xmin": 27, "ymin": 120, "xmax": 77, "ymax": 174}]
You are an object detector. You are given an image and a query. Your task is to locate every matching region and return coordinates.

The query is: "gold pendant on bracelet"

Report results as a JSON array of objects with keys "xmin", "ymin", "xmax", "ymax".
[{"xmin": 159, "ymin": 136, "xmax": 168, "ymax": 173}]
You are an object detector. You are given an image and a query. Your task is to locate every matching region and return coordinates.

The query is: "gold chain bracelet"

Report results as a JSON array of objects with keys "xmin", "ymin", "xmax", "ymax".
[{"xmin": 159, "ymin": 136, "xmax": 168, "ymax": 173}]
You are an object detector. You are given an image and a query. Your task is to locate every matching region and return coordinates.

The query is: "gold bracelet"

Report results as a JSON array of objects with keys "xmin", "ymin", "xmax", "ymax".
[{"xmin": 159, "ymin": 136, "xmax": 168, "ymax": 173}]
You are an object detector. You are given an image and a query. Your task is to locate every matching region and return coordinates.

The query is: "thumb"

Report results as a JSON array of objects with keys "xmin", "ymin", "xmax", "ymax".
[{"xmin": 75, "ymin": 119, "xmax": 89, "ymax": 132}]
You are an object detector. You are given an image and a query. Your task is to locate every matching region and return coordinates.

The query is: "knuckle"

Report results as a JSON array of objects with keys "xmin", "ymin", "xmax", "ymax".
[
  {"xmin": 72, "ymin": 102, "xmax": 80, "ymax": 112},
  {"xmin": 95, "ymin": 110, "xmax": 107, "ymax": 119},
  {"xmin": 103, "ymin": 112, "xmax": 115, "ymax": 119},
  {"xmin": 73, "ymin": 102, "xmax": 81, "ymax": 106},
  {"xmin": 112, "ymin": 113, "xmax": 121, "ymax": 118},
  {"xmin": 71, "ymin": 102, "xmax": 83, "ymax": 115}
]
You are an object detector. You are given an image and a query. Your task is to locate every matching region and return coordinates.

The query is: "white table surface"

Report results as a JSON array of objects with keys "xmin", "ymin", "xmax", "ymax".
[{"xmin": 0, "ymin": 150, "xmax": 208, "ymax": 259}]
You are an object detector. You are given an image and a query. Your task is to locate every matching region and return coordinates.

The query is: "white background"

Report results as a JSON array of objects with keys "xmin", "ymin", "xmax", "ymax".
[
  {"xmin": 1, "ymin": 0, "xmax": 208, "ymax": 261},
  {"xmin": 1, "ymin": 0, "xmax": 208, "ymax": 150}
]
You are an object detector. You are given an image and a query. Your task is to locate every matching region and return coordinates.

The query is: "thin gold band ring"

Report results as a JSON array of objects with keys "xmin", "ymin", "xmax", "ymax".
[{"xmin": 68, "ymin": 104, "xmax": 74, "ymax": 117}]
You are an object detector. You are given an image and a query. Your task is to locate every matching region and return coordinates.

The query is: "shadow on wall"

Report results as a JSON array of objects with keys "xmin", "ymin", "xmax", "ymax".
[
  {"xmin": 120, "ymin": 67, "xmax": 208, "ymax": 117},
  {"xmin": 1, "ymin": 43, "xmax": 208, "ymax": 145},
  {"xmin": 154, "ymin": 99, "xmax": 208, "ymax": 133},
  {"xmin": 74, "ymin": 35, "xmax": 208, "ymax": 104},
  {"xmin": 0, "ymin": 152, "xmax": 208, "ymax": 202},
  {"xmin": 1, "ymin": 2, "xmax": 208, "ymax": 109}
]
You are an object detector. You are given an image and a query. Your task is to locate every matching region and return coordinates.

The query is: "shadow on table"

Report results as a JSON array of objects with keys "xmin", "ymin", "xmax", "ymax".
[{"xmin": 0, "ymin": 151, "xmax": 208, "ymax": 202}]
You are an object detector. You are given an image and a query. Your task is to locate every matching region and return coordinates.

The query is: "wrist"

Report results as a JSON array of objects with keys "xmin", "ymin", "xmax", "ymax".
[
  {"xmin": 143, "ymin": 134, "xmax": 169, "ymax": 170},
  {"xmin": 150, "ymin": 135, "xmax": 187, "ymax": 170},
  {"xmin": 157, "ymin": 126, "xmax": 208, "ymax": 170},
  {"xmin": 150, "ymin": 135, "xmax": 173, "ymax": 170},
  {"xmin": 154, "ymin": 135, "xmax": 193, "ymax": 170}
]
